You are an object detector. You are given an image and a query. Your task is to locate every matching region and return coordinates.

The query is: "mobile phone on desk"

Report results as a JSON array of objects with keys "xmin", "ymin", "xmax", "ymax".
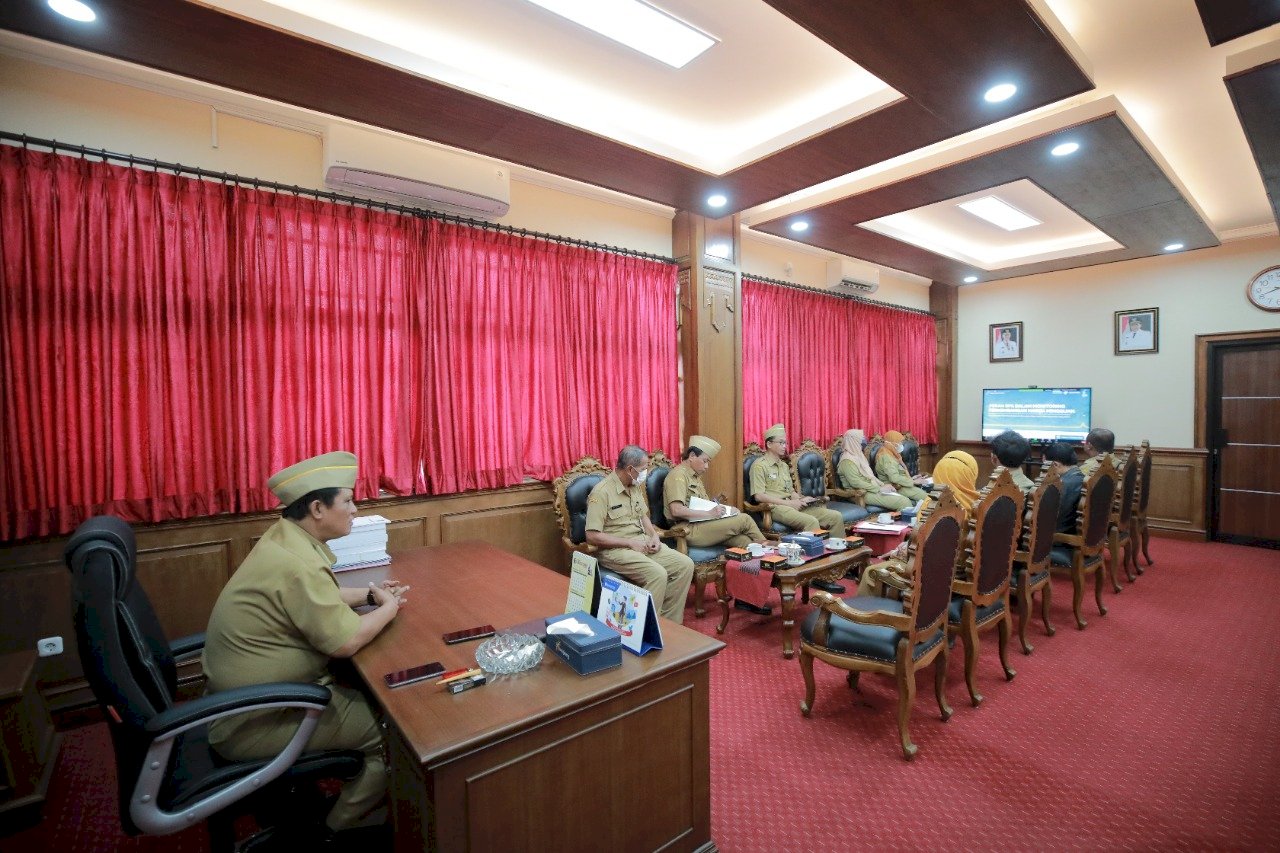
[
  {"xmin": 384, "ymin": 661, "xmax": 445, "ymax": 688},
  {"xmin": 443, "ymin": 624, "xmax": 496, "ymax": 645}
]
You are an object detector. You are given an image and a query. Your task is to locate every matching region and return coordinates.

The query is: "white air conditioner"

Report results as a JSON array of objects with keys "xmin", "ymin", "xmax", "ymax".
[
  {"xmin": 324, "ymin": 124, "xmax": 510, "ymax": 218},
  {"xmin": 825, "ymin": 258, "xmax": 880, "ymax": 294}
]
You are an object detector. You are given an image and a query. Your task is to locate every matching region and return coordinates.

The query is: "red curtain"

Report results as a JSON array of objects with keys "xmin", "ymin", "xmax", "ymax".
[
  {"xmin": 742, "ymin": 278, "xmax": 937, "ymax": 447},
  {"xmin": 420, "ymin": 221, "xmax": 679, "ymax": 492}
]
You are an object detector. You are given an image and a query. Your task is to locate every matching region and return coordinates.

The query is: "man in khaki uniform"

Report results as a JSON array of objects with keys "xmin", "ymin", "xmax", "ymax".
[
  {"xmin": 664, "ymin": 435, "xmax": 765, "ymax": 548},
  {"xmin": 203, "ymin": 452, "xmax": 409, "ymax": 841},
  {"xmin": 1079, "ymin": 427, "xmax": 1124, "ymax": 478},
  {"xmin": 749, "ymin": 424, "xmax": 845, "ymax": 537},
  {"xmin": 586, "ymin": 445, "xmax": 695, "ymax": 623}
]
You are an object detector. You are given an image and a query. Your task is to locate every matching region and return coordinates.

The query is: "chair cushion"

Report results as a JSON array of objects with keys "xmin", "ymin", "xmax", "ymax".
[
  {"xmin": 800, "ymin": 596, "xmax": 943, "ymax": 663},
  {"xmin": 828, "ymin": 500, "xmax": 870, "ymax": 525},
  {"xmin": 1049, "ymin": 546, "xmax": 1104, "ymax": 568},
  {"xmin": 947, "ymin": 594, "xmax": 1006, "ymax": 626},
  {"xmin": 771, "ymin": 519, "xmax": 790, "ymax": 533},
  {"xmin": 1011, "ymin": 568, "xmax": 1050, "ymax": 590},
  {"xmin": 687, "ymin": 544, "xmax": 725, "ymax": 564}
]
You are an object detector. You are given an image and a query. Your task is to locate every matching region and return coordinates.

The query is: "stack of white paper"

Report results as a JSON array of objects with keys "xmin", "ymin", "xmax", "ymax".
[{"xmin": 329, "ymin": 515, "xmax": 391, "ymax": 572}]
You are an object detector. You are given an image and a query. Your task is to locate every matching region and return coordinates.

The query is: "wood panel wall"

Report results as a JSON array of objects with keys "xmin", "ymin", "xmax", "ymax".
[
  {"xmin": 953, "ymin": 440, "xmax": 1208, "ymax": 538},
  {"xmin": 0, "ymin": 484, "xmax": 562, "ymax": 713}
]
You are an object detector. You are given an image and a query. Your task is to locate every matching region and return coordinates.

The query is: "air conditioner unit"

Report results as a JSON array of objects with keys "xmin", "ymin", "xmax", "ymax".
[
  {"xmin": 324, "ymin": 124, "xmax": 510, "ymax": 218},
  {"xmin": 825, "ymin": 258, "xmax": 880, "ymax": 294}
]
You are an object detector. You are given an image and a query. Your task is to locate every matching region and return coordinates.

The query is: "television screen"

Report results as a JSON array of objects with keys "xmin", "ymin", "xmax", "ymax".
[{"xmin": 982, "ymin": 387, "xmax": 1092, "ymax": 443}]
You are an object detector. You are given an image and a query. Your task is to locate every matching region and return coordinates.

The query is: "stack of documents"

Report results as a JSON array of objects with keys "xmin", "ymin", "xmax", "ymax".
[
  {"xmin": 329, "ymin": 515, "xmax": 391, "ymax": 572},
  {"xmin": 688, "ymin": 496, "xmax": 739, "ymax": 521}
]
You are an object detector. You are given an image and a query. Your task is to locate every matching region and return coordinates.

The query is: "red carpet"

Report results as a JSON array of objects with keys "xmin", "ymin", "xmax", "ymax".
[{"xmin": 8, "ymin": 538, "xmax": 1279, "ymax": 851}]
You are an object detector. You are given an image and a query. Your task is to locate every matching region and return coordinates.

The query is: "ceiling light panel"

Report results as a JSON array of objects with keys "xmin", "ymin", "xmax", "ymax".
[
  {"xmin": 525, "ymin": 0, "xmax": 715, "ymax": 68},
  {"xmin": 958, "ymin": 196, "xmax": 1041, "ymax": 231}
]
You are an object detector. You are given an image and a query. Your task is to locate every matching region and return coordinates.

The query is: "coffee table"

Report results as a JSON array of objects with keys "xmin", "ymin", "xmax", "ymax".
[{"xmin": 770, "ymin": 545, "xmax": 873, "ymax": 659}]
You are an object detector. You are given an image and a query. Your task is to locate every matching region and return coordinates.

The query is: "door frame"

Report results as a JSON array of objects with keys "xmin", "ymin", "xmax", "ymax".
[{"xmin": 1196, "ymin": 329, "xmax": 1280, "ymax": 541}]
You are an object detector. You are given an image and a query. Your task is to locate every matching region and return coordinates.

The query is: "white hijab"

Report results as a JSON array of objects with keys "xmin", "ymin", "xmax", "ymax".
[{"xmin": 840, "ymin": 429, "xmax": 885, "ymax": 488}]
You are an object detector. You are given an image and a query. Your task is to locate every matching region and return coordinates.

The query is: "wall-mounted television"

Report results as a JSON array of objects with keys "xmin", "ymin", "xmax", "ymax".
[{"xmin": 981, "ymin": 387, "xmax": 1092, "ymax": 443}]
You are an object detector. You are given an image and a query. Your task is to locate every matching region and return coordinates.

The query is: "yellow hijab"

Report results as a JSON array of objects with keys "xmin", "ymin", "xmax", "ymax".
[{"xmin": 932, "ymin": 450, "xmax": 980, "ymax": 519}]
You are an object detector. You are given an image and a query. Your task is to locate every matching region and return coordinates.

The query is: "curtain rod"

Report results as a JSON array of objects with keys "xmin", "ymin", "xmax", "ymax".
[
  {"xmin": 0, "ymin": 132, "xmax": 676, "ymax": 265},
  {"xmin": 743, "ymin": 272, "xmax": 937, "ymax": 318}
]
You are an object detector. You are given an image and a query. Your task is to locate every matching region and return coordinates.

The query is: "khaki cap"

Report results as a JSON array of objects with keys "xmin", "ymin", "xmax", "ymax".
[
  {"xmin": 764, "ymin": 423, "xmax": 786, "ymax": 442},
  {"xmin": 268, "ymin": 451, "xmax": 358, "ymax": 505},
  {"xmin": 688, "ymin": 435, "xmax": 721, "ymax": 460}
]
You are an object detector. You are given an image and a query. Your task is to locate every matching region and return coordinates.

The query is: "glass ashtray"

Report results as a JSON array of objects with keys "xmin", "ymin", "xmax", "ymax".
[{"xmin": 475, "ymin": 633, "xmax": 545, "ymax": 675}]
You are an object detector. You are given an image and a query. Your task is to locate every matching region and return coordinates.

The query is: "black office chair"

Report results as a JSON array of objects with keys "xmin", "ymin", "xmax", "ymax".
[
  {"xmin": 64, "ymin": 515, "xmax": 362, "ymax": 852},
  {"xmin": 792, "ymin": 439, "xmax": 868, "ymax": 526}
]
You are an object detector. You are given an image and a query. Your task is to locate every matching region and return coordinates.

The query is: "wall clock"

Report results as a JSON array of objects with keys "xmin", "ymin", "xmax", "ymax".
[{"xmin": 1248, "ymin": 265, "xmax": 1280, "ymax": 312}]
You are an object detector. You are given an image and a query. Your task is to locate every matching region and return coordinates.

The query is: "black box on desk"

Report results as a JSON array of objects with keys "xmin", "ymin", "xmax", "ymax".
[
  {"xmin": 782, "ymin": 532, "xmax": 826, "ymax": 557},
  {"xmin": 543, "ymin": 612, "xmax": 622, "ymax": 676}
]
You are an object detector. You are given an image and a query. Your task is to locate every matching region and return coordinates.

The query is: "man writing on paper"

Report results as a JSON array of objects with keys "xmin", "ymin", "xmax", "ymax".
[
  {"xmin": 664, "ymin": 435, "xmax": 766, "ymax": 548},
  {"xmin": 585, "ymin": 445, "xmax": 695, "ymax": 624},
  {"xmin": 203, "ymin": 451, "xmax": 409, "ymax": 843}
]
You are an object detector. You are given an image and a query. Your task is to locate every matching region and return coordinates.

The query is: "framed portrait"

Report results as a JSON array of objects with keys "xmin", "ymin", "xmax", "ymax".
[
  {"xmin": 989, "ymin": 321, "xmax": 1023, "ymax": 362},
  {"xmin": 1115, "ymin": 307, "xmax": 1159, "ymax": 355}
]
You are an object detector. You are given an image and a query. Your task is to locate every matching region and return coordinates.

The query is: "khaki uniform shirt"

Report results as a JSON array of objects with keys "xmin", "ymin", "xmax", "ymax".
[
  {"xmin": 585, "ymin": 471, "xmax": 648, "ymax": 539},
  {"xmin": 874, "ymin": 450, "xmax": 914, "ymax": 489},
  {"xmin": 662, "ymin": 461, "xmax": 709, "ymax": 524},
  {"xmin": 1079, "ymin": 453, "xmax": 1123, "ymax": 478},
  {"xmin": 749, "ymin": 455, "xmax": 794, "ymax": 500},
  {"xmin": 837, "ymin": 456, "xmax": 879, "ymax": 493},
  {"xmin": 203, "ymin": 519, "xmax": 360, "ymax": 693},
  {"xmin": 1010, "ymin": 467, "xmax": 1035, "ymax": 494}
]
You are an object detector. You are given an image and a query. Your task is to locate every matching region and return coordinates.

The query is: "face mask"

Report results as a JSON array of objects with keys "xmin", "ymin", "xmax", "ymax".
[
  {"xmin": 897, "ymin": 443, "xmax": 906, "ymax": 452},
  {"xmin": 633, "ymin": 468, "xmax": 649, "ymax": 486}
]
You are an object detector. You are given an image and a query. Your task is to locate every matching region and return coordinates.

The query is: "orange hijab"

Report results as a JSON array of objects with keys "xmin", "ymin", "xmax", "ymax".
[{"xmin": 882, "ymin": 430, "xmax": 907, "ymax": 467}]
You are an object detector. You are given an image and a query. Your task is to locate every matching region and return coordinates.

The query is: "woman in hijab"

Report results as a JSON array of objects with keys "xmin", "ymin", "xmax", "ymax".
[
  {"xmin": 855, "ymin": 449, "xmax": 980, "ymax": 597},
  {"xmin": 837, "ymin": 429, "xmax": 913, "ymax": 512},
  {"xmin": 873, "ymin": 430, "xmax": 929, "ymax": 502}
]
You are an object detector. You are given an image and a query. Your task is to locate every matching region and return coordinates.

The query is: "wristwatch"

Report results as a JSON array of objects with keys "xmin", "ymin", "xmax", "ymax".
[{"xmin": 366, "ymin": 589, "xmax": 377, "ymax": 607}]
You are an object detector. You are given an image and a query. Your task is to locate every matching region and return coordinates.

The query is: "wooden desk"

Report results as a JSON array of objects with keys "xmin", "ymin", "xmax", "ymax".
[
  {"xmin": 350, "ymin": 542, "xmax": 724, "ymax": 853},
  {"xmin": 769, "ymin": 547, "xmax": 872, "ymax": 659}
]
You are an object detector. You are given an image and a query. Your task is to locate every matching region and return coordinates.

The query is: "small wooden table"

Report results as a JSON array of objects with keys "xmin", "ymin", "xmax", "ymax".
[
  {"xmin": 769, "ymin": 546, "xmax": 872, "ymax": 659},
  {"xmin": 851, "ymin": 522, "xmax": 913, "ymax": 557}
]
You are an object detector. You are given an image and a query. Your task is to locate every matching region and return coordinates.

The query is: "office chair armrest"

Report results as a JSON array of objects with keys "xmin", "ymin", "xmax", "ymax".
[
  {"xmin": 169, "ymin": 632, "xmax": 206, "ymax": 662},
  {"xmin": 145, "ymin": 682, "xmax": 333, "ymax": 738}
]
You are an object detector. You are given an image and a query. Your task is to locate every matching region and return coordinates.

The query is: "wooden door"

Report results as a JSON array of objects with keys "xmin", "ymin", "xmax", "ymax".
[{"xmin": 1210, "ymin": 341, "xmax": 1280, "ymax": 545}]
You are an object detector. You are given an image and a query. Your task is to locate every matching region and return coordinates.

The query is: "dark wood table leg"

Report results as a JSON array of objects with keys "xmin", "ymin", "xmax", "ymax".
[
  {"xmin": 715, "ymin": 569, "xmax": 730, "ymax": 635},
  {"xmin": 778, "ymin": 576, "xmax": 798, "ymax": 659}
]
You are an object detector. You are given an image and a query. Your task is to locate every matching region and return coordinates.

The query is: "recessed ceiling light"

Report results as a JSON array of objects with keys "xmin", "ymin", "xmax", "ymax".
[
  {"xmin": 1051, "ymin": 141, "xmax": 1079, "ymax": 157},
  {"xmin": 707, "ymin": 194, "xmax": 727, "ymax": 208},
  {"xmin": 1163, "ymin": 242, "xmax": 1185, "ymax": 252},
  {"xmin": 958, "ymin": 196, "xmax": 1041, "ymax": 231},
  {"xmin": 790, "ymin": 221, "xmax": 809, "ymax": 233},
  {"xmin": 525, "ymin": 0, "xmax": 715, "ymax": 68},
  {"xmin": 48, "ymin": 0, "xmax": 96, "ymax": 22},
  {"xmin": 963, "ymin": 275, "xmax": 979, "ymax": 283},
  {"xmin": 983, "ymin": 83, "xmax": 1017, "ymax": 103}
]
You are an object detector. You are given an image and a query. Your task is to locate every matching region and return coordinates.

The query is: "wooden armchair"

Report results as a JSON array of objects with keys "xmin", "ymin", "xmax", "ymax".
[
  {"xmin": 742, "ymin": 442, "xmax": 784, "ymax": 539},
  {"xmin": 791, "ymin": 438, "xmax": 869, "ymax": 527},
  {"xmin": 797, "ymin": 490, "xmax": 966, "ymax": 760},
  {"xmin": 1109, "ymin": 448, "xmax": 1140, "ymax": 587},
  {"xmin": 1051, "ymin": 457, "xmax": 1117, "ymax": 630},
  {"xmin": 1133, "ymin": 440, "xmax": 1154, "ymax": 570},
  {"xmin": 644, "ymin": 450, "xmax": 729, "ymax": 631},
  {"xmin": 1011, "ymin": 466, "xmax": 1062, "ymax": 654},
  {"xmin": 551, "ymin": 456, "xmax": 610, "ymax": 563},
  {"xmin": 947, "ymin": 468, "xmax": 1023, "ymax": 707}
]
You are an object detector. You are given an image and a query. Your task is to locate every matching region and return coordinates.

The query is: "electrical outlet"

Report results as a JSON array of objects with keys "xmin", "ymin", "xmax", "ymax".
[{"xmin": 37, "ymin": 636, "xmax": 63, "ymax": 657}]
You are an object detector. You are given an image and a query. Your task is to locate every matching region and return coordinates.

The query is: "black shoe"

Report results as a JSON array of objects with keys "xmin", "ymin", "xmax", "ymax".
[
  {"xmin": 734, "ymin": 599, "xmax": 773, "ymax": 615},
  {"xmin": 811, "ymin": 580, "xmax": 846, "ymax": 594}
]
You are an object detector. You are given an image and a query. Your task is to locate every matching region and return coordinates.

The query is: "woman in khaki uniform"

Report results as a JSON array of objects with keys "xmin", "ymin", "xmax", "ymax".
[
  {"xmin": 836, "ymin": 429, "xmax": 913, "ymax": 512},
  {"xmin": 874, "ymin": 429, "xmax": 930, "ymax": 503}
]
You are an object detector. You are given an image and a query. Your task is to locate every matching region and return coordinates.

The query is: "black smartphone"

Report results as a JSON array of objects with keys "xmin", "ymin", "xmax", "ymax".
[
  {"xmin": 442, "ymin": 624, "xmax": 496, "ymax": 645},
  {"xmin": 383, "ymin": 661, "xmax": 445, "ymax": 688}
]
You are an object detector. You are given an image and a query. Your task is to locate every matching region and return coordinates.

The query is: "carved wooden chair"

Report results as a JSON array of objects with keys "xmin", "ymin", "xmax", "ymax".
[
  {"xmin": 1011, "ymin": 466, "xmax": 1062, "ymax": 654},
  {"xmin": 644, "ymin": 450, "xmax": 730, "ymax": 631},
  {"xmin": 551, "ymin": 456, "xmax": 610, "ymax": 563},
  {"xmin": 1108, "ymin": 448, "xmax": 1140, "ymax": 587},
  {"xmin": 742, "ymin": 442, "xmax": 784, "ymax": 539},
  {"xmin": 797, "ymin": 490, "xmax": 966, "ymax": 760},
  {"xmin": 790, "ymin": 438, "xmax": 869, "ymax": 527},
  {"xmin": 1051, "ymin": 457, "xmax": 1117, "ymax": 630},
  {"xmin": 1133, "ymin": 440, "xmax": 1154, "ymax": 570},
  {"xmin": 946, "ymin": 469, "xmax": 1022, "ymax": 707}
]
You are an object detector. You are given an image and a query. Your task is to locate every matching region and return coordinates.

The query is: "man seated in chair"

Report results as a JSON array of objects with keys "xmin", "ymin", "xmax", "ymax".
[
  {"xmin": 750, "ymin": 423, "xmax": 846, "ymax": 539},
  {"xmin": 1045, "ymin": 441, "xmax": 1085, "ymax": 535},
  {"xmin": 1079, "ymin": 427, "xmax": 1122, "ymax": 477},
  {"xmin": 586, "ymin": 445, "xmax": 695, "ymax": 624},
  {"xmin": 664, "ymin": 435, "xmax": 766, "ymax": 548},
  {"xmin": 202, "ymin": 452, "xmax": 410, "ymax": 843},
  {"xmin": 990, "ymin": 429, "xmax": 1035, "ymax": 494}
]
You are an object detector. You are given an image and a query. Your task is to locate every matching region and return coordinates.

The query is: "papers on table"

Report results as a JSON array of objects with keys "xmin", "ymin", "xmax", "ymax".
[
  {"xmin": 854, "ymin": 521, "xmax": 911, "ymax": 533},
  {"xmin": 688, "ymin": 496, "xmax": 739, "ymax": 521},
  {"xmin": 329, "ymin": 515, "xmax": 391, "ymax": 572}
]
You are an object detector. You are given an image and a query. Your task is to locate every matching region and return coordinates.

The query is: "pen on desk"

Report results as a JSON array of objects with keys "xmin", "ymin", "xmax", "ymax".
[
  {"xmin": 439, "ymin": 667, "xmax": 482, "ymax": 686},
  {"xmin": 437, "ymin": 667, "xmax": 472, "ymax": 682}
]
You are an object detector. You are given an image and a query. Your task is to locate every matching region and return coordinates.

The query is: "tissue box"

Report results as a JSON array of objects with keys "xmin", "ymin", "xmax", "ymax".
[
  {"xmin": 543, "ymin": 611, "xmax": 622, "ymax": 676},
  {"xmin": 782, "ymin": 532, "xmax": 825, "ymax": 557}
]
